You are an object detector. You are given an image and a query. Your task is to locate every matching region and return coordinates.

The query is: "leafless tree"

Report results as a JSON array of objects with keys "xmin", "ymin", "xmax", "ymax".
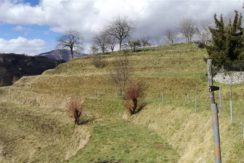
[
  {"xmin": 180, "ymin": 18, "xmax": 197, "ymax": 43},
  {"xmin": 128, "ymin": 40, "xmax": 141, "ymax": 52},
  {"xmin": 108, "ymin": 18, "xmax": 132, "ymax": 50},
  {"xmin": 106, "ymin": 34, "xmax": 117, "ymax": 52},
  {"xmin": 90, "ymin": 45, "xmax": 99, "ymax": 54},
  {"xmin": 111, "ymin": 55, "xmax": 130, "ymax": 96},
  {"xmin": 141, "ymin": 39, "xmax": 151, "ymax": 48},
  {"xmin": 57, "ymin": 31, "xmax": 82, "ymax": 59},
  {"xmin": 165, "ymin": 30, "xmax": 176, "ymax": 44},
  {"xmin": 93, "ymin": 31, "xmax": 110, "ymax": 54},
  {"xmin": 197, "ymin": 25, "xmax": 211, "ymax": 44}
]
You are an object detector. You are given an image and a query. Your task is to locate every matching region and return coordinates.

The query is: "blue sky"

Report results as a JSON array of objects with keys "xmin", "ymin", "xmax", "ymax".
[
  {"xmin": 0, "ymin": 0, "xmax": 242, "ymax": 55},
  {"xmin": 0, "ymin": 0, "xmax": 63, "ymax": 54},
  {"xmin": 22, "ymin": 0, "xmax": 39, "ymax": 6}
]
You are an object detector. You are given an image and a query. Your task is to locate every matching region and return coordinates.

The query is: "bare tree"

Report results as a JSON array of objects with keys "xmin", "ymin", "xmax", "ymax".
[
  {"xmin": 165, "ymin": 30, "xmax": 176, "ymax": 44},
  {"xmin": 107, "ymin": 34, "xmax": 117, "ymax": 52},
  {"xmin": 111, "ymin": 55, "xmax": 130, "ymax": 96},
  {"xmin": 108, "ymin": 18, "xmax": 132, "ymax": 50},
  {"xmin": 93, "ymin": 31, "xmax": 110, "ymax": 54},
  {"xmin": 57, "ymin": 31, "xmax": 82, "ymax": 59},
  {"xmin": 141, "ymin": 39, "xmax": 151, "ymax": 48},
  {"xmin": 197, "ymin": 25, "xmax": 211, "ymax": 45},
  {"xmin": 180, "ymin": 18, "xmax": 197, "ymax": 43},
  {"xmin": 90, "ymin": 45, "xmax": 99, "ymax": 54},
  {"xmin": 128, "ymin": 40, "xmax": 141, "ymax": 52}
]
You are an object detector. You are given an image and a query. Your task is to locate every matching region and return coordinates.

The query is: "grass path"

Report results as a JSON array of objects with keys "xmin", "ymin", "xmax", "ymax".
[{"xmin": 69, "ymin": 120, "xmax": 179, "ymax": 163}]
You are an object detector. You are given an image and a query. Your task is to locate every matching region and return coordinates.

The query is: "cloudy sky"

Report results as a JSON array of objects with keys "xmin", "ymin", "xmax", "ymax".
[{"xmin": 0, "ymin": 0, "xmax": 243, "ymax": 55}]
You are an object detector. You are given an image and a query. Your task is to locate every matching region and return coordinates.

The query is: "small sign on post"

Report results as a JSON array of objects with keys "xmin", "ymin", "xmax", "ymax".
[{"xmin": 207, "ymin": 59, "xmax": 222, "ymax": 163}]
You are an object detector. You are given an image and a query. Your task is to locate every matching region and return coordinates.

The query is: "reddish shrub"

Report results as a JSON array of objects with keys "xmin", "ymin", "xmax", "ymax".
[
  {"xmin": 67, "ymin": 97, "xmax": 84, "ymax": 125},
  {"xmin": 124, "ymin": 81, "xmax": 147, "ymax": 114}
]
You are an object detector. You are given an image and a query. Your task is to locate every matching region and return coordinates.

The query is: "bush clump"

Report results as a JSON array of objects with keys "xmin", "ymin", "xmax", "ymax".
[
  {"xmin": 92, "ymin": 55, "xmax": 107, "ymax": 68},
  {"xmin": 67, "ymin": 97, "xmax": 84, "ymax": 125},
  {"xmin": 124, "ymin": 81, "xmax": 147, "ymax": 115}
]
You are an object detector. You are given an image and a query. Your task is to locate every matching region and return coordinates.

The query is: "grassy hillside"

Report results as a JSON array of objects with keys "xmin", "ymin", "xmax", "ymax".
[{"xmin": 0, "ymin": 44, "xmax": 243, "ymax": 162}]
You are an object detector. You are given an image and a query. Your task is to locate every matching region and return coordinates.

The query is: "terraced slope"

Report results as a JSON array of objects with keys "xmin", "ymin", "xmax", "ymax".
[{"xmin": 0, "ymin": 44, "xmax": 243, "ymax": 162}]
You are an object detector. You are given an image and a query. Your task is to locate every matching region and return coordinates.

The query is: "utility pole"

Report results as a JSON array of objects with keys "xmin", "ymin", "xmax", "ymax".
[{"xmin": 207, "ymin": 59, "xmax": 222, "ymax": 163}]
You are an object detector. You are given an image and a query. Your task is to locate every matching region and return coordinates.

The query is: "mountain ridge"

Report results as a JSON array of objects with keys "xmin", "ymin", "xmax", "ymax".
[{"xmin": 39, "ymin": 49, "xmax": 86, "ymax": 61}]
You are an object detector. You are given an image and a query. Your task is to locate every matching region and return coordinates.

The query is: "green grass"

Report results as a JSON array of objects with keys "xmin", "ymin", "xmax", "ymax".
[{"xmin": 69, "ymin": 121, "xmax": 178, "ymax": 163}]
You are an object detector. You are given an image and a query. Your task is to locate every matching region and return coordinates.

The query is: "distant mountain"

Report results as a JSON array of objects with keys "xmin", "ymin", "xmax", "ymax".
[
  {"xmin": 0, "ymin": 53, "xmax": 64, "ymax": 86},
  {"xmin": 39, "ymin": 49, "xmax": 86, "ymax": 61}
]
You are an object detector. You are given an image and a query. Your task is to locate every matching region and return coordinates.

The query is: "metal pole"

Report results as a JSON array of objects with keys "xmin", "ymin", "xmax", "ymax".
[{"xmin": 207, "ymin": 59, "xmax": 222, "ymax": 163}]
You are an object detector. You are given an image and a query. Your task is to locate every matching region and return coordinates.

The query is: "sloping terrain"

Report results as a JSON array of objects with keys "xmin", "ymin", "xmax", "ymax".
[{"xmin": 0, "ymin": 44, "xmax": 243, "ymax": 162}]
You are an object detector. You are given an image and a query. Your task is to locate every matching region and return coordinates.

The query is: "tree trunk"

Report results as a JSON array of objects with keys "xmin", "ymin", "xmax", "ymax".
[
  {"xmin": 102, "ymin": 46, "xmax": 105, "ymax": 54},
  {"xmin": 70, "ymin": 47, "xmax": 74, "ymax": 59},
  {"xmin": 119, "ymin": 40, "xmax": 122, "ymax": 51}
]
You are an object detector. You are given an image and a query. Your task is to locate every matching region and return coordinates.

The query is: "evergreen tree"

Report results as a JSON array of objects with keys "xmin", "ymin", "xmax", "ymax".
[{"xmin": 206, "ymin": 11, "xmax": 244, "ymax": 71}]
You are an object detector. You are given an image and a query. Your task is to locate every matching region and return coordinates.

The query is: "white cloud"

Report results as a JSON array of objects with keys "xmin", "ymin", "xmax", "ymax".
[
  {"xmin": 0, "ymin": 0, "xmax": 242, "ymax": 46},
  {"xmin": 0, "ymin": 37, "xmax": 46, "ymax": 55}
]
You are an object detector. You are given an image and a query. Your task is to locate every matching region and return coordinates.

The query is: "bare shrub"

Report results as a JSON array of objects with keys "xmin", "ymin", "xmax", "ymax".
[
  {"xmin": 67, "ymin": 97, "xmax": 84, "ymax": 125},
  {"xmin": 124, "ymin": 81, "xmax": 147, "ymax": 115},
  {"xmin": 92, "ymin": 55, "xmax": 107, "ymax": 68},
  {"xmin": 111, "ymin": 55, "xmax": 129, "ymax": 96}
]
